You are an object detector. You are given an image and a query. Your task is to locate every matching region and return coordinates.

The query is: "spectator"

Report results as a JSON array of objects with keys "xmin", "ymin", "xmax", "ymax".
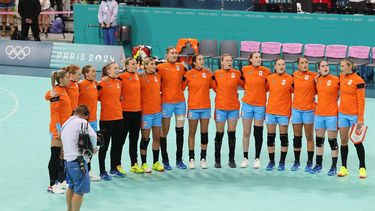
[
  {"xmin": 0, "ymin": 0, "xmax": 15, "ymax": 36},
  {"xmin": 18, "ymin": 0, "xmax": 41, "ymax": 41},
  {"xmin": 98, "ymin": 0, "xmax": 118, "ymax": 45},
  {"xmin": 312, "ymin": 0, "xmax": 332, "ymax": 12},
  {"xmin": 39, "ymin": 0, "xmax": 51, "ymax": 38},
  {"xmin": 348, "ymin": 0, "xmax": 366, "ymax": 13}
]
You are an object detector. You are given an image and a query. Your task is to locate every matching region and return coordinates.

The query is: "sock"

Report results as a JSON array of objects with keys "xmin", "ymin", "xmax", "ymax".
[
  {"xmin": 189, "ymin": 150, "xmax": 195, "ymax": 160},
  {"xmin": 160, "ymin": 137, "xmax": 169, "ymax": 163},
  {"xmin": 228, "ymin": 131, "xmax": 236, "ymax": 162},
  {"xmin": 269, "ymin": 152, "xmax": 275, "ymax": 163},
  {"xmin": 340, "ymin": 145, "xmax": 348, "ymax": 168},
  {"xmin": 244, "ymin": 152, "xmax": 248, "ymax": 159},
  {"xmin": 200, "ymin": 150, "xmax": 207, "ymax": 160},
  {"xmin": 316, "ymin": 155, "xmax": 323, "ymax": 166},
  {"xmin": 332, "ymin": 157, "xmax": 338, "ymax": 168},
  {"xmin": 307, "ymin": 151, "xmax": 314, "ymax": 164},
  {"xmin": 253, "ymin": 125, "xmax": 263, "ymax": 159},
  {"xmin": 176, "ymin": 127, "xmax": 184, "ymax": 162},
  {"xmin": 215, "ymin": 132, "xmax": 224, "ymax": 163},
  {"xmin": 141, "ymin": 154, "xmax": 147, "ymax": 165},
  {"xmin": 280, "ymin": 151, "xmax": 287, "ymax": 163},
  {"xmin": 153, "ymin": 150, "xmax": 159, "ymax": 164},
  {"xmin": 294, "ymin": 151, "xmax": 301, "ymax": 163},
  {"xmin": 354, "ymin": 143, "xmax": 366, "ymax": 169}
]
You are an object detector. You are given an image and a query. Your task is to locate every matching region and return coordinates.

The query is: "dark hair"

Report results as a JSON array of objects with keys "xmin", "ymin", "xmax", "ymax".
[
  {"xmin": 74, "ymin": 105, "xmax": 90, "ymax": 117},
  {"xmin": 297, "ymin": 57, "xmax": 308, "ymax": 64},
  {"xmin": 122, "ymin": 57, "xmax": 135, "ymax": 70},
  {"xmin": 273, "ymin": 58, "xmax": 285, "ymax": 73},
  {"xmin": 101, "ymin": 62, "xmax": 116, "ymax": 78},
  {"xmin": 191, "ymin": 54, "xmax": 202, "ymax": 69},
  {"xmin": 82, "ymin": 65, "xmax": 95, "ymax": 79},
  {"xmin": 51, "ymin": 69, "xmax": 68, "ymax": 87},
  {"xmin": 221, "ymin": 53, "xmax": 232, "ymax": 61},
  {"xmin": 318, "ymin": 60, "xmax": 327, "ymax": 70},
  {"xmin": 143, "ymin": 57, "xmax": 153, "ymax": 66},
  {"xmin": 248, "ymin": 52, "xmax": 260, "ymax": 66}
]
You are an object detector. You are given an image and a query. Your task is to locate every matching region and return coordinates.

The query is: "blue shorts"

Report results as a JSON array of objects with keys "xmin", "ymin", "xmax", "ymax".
[
  {"xmin": 89, "ymin": 121, "xmax": 98, "ymax": 131},
  {"xmin": 188, "ymin": 108, "xmax": 211, "ymax": 120},
  {"xmin": 291, "ymin": 108, "xmax": 315, "ymax": 124},
  {"xmin": 215, "ymin": 109, "xmax": 239, "ymax": 122},
  {"xmin": 162, "ymin": 102, "xmax": 186, "ymax": 118},
  {"xmin": 0, "ymin": 1, "xmax": 15, "ymax": 8},
  {"xmin": 142, "ymin": 112, "xmax": 162, "ymax": 129},
  {"xmin": 265, "ymin": 114, "xmax": 289, "ymax": 125},
  {"xmin": 314, "ymin": 115, "xmax": 338, "ymax": 131},
  {"xmin": 338, "ymin": 112, "xmax": 358, "ymax": 128},
  {"xmin": 241, "ymin": 102, "xmax": 265, "ymax": 120},
  {"xmin": 65, "ymin": 160, "xmax": 90, "ymax": 195}
]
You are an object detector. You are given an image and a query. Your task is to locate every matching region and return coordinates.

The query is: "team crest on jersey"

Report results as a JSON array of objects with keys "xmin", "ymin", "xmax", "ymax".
[
  {"xmin": 135, "ymin": 75, "xmax": 139, "ymax": 80},
  {"xmin": 231, "ymin": 73, "xmax": 236, "ymax": 78},
  {"xmin": 128, "ymin": 77, "xmax": 132, "ymax": 81},
  {"xmin": 143, "ymin": 121, "xmax": 147, "ymax": 127},
  {"xmin": 259, "ymin": 71, "xmax": 263, "ymax": 76},
  {"xmin": 189, "ymin": 112, "xmax": 192, "ymax": 118},
  {"xmin": 176, "ymin": 65, "xmax": 181, "ymax": 71},
  {"xmin": 347, "ymin": 79, "xmax": 353, "ymax": 86},
  {"xmin": 281, "ymin": 79, "xmax": 286, "ymax": 85},
  {"xmin": 154, "ymin": 76, "xmax": 158, "ymax": 82},
  {"xmin": 249, "ymin": 70, "xmax": 253, "ymax": 75},
  {"xmin": 327, "ymin": 80, "xmax": 332, "ymax": 86},
  {"xmin": 202, "ymin": 73, "xmax": 207, "ymax": 78},
  {"xmin": 304, "ymin": 75, "xmax": 309, "ymax": 80},
  {"xmin": 116, "ymin": 83, "xmax": 120, "ymax": 89}
]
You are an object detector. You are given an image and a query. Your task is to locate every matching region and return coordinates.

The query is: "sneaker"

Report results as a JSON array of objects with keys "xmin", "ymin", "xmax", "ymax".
[
  {"xmin": 189, "ymin": 159, "xmax": 195, "ymax": 169},
  {"xmin": 142, "ymin": 163, "xmax": 152, "ymax": 173},
  {"xmin": 310, "ymin": 165, "xmax": 323, "ymax": 174},
  {"xmin": 176, "ymin": 161, "xmax": 187, "ymax": 169},
  {"xmin": 253, "ymin": 158, "xmax": 261, "ymax": 169},
  {"xmin": 266, "ymin": 162, "xmax": 275, "ymax": 171},
  {"xmin": 56, "ymin": 181, "xmax": 68, "ymax": 190},
  {"xmin": 291, "ymin": 162, "xmax": 300, "ymax": 171},
  {"xmin": 305, "ymin": 162, "xmax": 313, "ymax": 172},
  {"xmin": 89, "ymin": 171, "xmax": 101, "ymax": 181},
  {"xmin": 200, "ymin": 159, "xmax": 208, "ymax": 169},
  {"xmin": 116, "ymin": 165, "xmax": 127, "ymax": 175},
  {"xmin": 327, "ymin": 167, "xmax": 337, "ymax": 176},
  {"xmin": 152, "ymin": 162, "xmax": 165, "ymax": 172},
  {"xmin": 337, "ymin": 166, "xmax": 349, "ymax": 177},
  {"xmin": 1, "ymin": 31, "xmax": 6, "ymax": 37},
  {"xmin": 44, "ymin": 32, "xmax": 48, "ymax": 38},
  {"xmin": 47, "ymin": 184, "xmax": 65, "ymax": 194},
  {"xmin": 163, "ymin": 162, "xmax": 172, "ymax": 171},
  {"xmin": 228, "ymin": 160, "xmax": 237, "ymax": 168},
  {"xmin": 130, "ymin": 163, "xmax": 145, "ymax": 173},
  {"xmin": 277, "ymin": 162, "xmax": 285, "ymax": 171},
  {"xmin": 214, "ymin": 162, "xmax": 222, "ymax": 168},
  {"xmin": 109, "ymin": 170, "xmax": 126, "ymax": 178},
  {"xmin": 359, "ymin": 167, "xmax": 367, "ymax": 179},
  {"xmin": 240, "ymin": 158, "xmax": 249, "ymax": 168},
  {"xmin": 100, "ymin": 172, "xmax": 112, "ymax": 181}
]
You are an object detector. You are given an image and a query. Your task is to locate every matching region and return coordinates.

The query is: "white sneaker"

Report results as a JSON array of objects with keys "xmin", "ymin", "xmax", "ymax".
[
  {"xmin": 56, "ymin": 181, "xmax": 68, "ymax": 190},
  {"xmin": 240, "ymin": 158, "xmax": 249, "ymax": 168},
  {"xmin": 47, "ymin": 185, "xmax": 65, "ymax": 194},
  {"xmin": 89, "ymin": 171, "xmax": 101, "ymax": 181},
  {"xmin": 189, "ymin": 159, "xmax": 195, "ymax": 169},
  {"xmin": 200, "ymin": 159, "xmax": 207, "ymax": 169},
  {"xmin": 253, "ymin": 158, "xmax": 261, "ymax": 169}
]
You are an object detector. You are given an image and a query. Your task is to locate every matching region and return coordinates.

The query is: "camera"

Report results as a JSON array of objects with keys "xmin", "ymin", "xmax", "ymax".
[{"xmin": 78, "ymin": 123, "xmax": 105, "ymax": 157}]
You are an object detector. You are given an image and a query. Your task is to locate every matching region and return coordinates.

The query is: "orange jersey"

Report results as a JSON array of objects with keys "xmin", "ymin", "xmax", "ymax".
[
  {"xmin": 339, "ymin": 73, "xmax": 366, "ymax": 122},
  {"xmin": 182, "ymin": 68, "xmax": 214, "ymax": 110},
  {"xmin": 78, "ymin": 79, "xmax": 98, "ymax": 122},
  {"xmin": 66, "ymin": 81, "xmax": 80, "ymax": 110},
  {"xmin": 157, "ymin": 62, "xmax": 186, "ymax": 103},
  {"xmin": 241, "ymin": 65, "xmax": 271, "ymax": 106},
  {"xmin": 97, "ymin": 78, "xmax": 123, "ymax": 121},
  {"xmin": 266, "ymin": 73, "xmax": 294, "ymax": 116},
  {"xmin": 292, "ymin": 70, "xmax": 317, "ymax": 111},
  {"xmin": 48, "ymin": 86, "xmax": 72, "ymax": 138},
  {"xmin": 118, "ymin": 71, "xmax": 141, "ymax": 112},
  {"xmin": 140, "ymin": 72, "xmax": 162, "ymax": 114},
  {"xmin": 316, "ymin": 74, "xmax": 340, "ymax": 116},
  {"xmin": 212, "ymin": 69, "xmax": 244, "ymax": 110}
]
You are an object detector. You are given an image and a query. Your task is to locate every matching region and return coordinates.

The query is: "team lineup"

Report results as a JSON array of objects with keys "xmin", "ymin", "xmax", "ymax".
[{"xmin": 45, "ymin": 46, "xmax": 367, "ymax": 194}]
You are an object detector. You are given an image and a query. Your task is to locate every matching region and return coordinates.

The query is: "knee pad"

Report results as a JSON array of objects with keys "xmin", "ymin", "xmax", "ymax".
[
  {"xmin": 140, "ymin": 138, "xmax": 150, "ymax": 150},
  {"xmin": 201, "ymin": 133, "xmax": 208, "ymax": 145},
  {"xmin": 328, "ymin": 138, "xmax": 338, "ymax": 150},
  {"xmin": 280, "ymin": 133, "xmax": 289, "ymax": 147},
  {"xmin": 267, "ymin": 133, "xmax": 276, "ymax": 147},
  {"xmin": 293, "ymin": 136, "xmax": 302, "ymax": 148},
  {"xmin": 215, "ymin": 132, "xmax": 224, "ymax": 144},
  {"xmin": 175, "ymin": 127, "xmax": 184, "ymax": 134},
  {"xmin": 316, "ymin": 137, "xmax": 325, "ymax": 147}
]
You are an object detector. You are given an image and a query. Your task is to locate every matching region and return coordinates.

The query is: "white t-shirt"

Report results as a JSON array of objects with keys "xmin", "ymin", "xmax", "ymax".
[{"xmin": 39, "ymin": 0, "xmax": 51, "ymax": 11}]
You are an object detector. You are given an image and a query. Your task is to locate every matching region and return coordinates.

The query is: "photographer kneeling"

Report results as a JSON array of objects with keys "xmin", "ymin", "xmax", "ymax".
[{"xmin": 61, "ymin": 105, "xmax": 98, "ymax": 211}]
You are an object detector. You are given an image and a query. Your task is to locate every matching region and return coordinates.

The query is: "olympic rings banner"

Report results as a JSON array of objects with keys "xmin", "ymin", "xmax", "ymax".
[
  {"xmin": 0, "ymin": 40, "xmax": 53, "ymax": 68},
  {"xmin": 0, "ymin": 40, "xmax": 125, "ymax": 70}
]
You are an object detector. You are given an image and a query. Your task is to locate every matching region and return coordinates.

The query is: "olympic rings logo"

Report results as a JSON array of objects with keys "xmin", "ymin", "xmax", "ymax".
[{"xmin": 5, "ymin": 45, "xmax": 31, "ymax": 60}]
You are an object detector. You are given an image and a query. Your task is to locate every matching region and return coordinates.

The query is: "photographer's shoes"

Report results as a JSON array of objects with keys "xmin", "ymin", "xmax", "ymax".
[
  {"xmin": 47, "ymin": 184, "xmax": 65, "ymax": 194},
  {"xmin": 89, "ymin": 171, "xmax": 101, "ymax": 181}
]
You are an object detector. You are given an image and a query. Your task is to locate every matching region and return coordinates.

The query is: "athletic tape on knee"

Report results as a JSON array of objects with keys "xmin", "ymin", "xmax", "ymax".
[
  {"xmin": 280, "ymin": 133, "xmax": 289, "ymax": 147},
  {"xmin": 328, "ymin": 138, "xmax": 338, "ymax": 150},
  {"xmin": 293, "ymin": 136, "xmax": 302, "ymax": 148},
  {"xmin": 140, "ymin": 138, "xmax": 150, "ymax": 150},
  {"xmin": 267, "ymin": 133, "xmax": 276, "ymax": 147},
  {"xmin": 201, "ymin": 133, "xmax": 208, "ymax": 145},
  {"xmin": 316, "ymin": 137, "xmax": 325, "ymax": 147}
]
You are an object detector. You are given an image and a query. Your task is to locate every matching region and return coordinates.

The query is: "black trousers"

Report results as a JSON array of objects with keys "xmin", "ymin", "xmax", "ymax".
[
  {"xmin": 21, "ymin": 18, "xmax": 40, "ymax": 41},
  {"xmin": 122, "ymin": 111, "xmax": 142, "ymax": 166},
  {"xmin": 50, "ymin": 0, "xmax": 64, "ymax": 19},
  {"xmin": 99, "ymin": 119, "xmax": 123, "ymax": 174},
  {"xmin": 348, "ymin": 1, "xmax": 366, "ymax": 14}
]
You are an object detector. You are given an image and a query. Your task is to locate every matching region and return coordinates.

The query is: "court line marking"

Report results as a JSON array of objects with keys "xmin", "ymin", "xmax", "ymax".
[{"xmin": 0, "ymin": 87, "xmax": 19, "ymax": 123}]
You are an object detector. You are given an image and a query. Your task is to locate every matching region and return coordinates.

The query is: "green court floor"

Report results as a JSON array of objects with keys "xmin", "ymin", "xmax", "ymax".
[{"xmin": 0, "ymin": 73, "xmax": 374, "ymax": 211}]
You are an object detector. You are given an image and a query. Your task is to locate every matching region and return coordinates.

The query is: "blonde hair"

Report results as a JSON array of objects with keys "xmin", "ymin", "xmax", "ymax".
[
  {"xmin": 64, "ymin": 64, "xmax": 80, "ymax": 75},
  {"xmin": 101, "ymin": 62, "xmax": 116, "ymax": 78},
  {"xmin": 51, "ymin": 69, "xmax": 68, "ymax": 87}
]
